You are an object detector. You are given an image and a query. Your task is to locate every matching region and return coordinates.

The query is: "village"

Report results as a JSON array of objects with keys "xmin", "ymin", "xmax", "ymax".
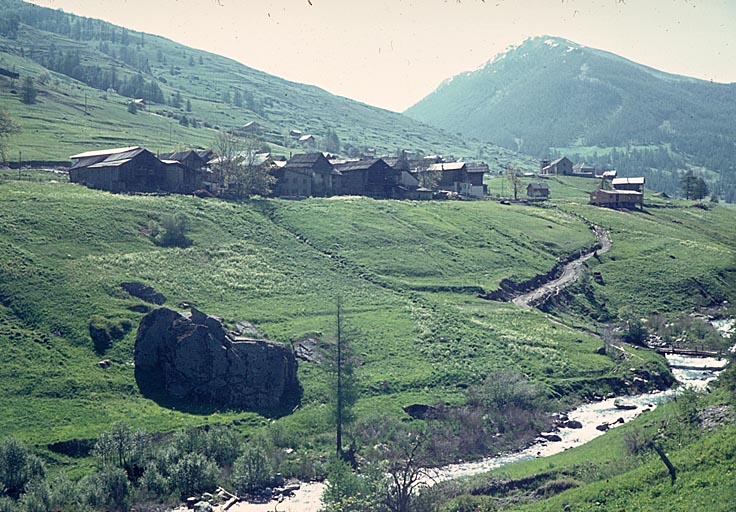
[{"xmin": 67, "ymin": 145, "xmax": 645, "ymax": 209}]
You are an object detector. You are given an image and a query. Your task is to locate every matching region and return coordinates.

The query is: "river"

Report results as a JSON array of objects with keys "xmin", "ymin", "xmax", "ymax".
[{"xmin": 175, "ymin": 348, "xmax": 731, "ymax": 512}]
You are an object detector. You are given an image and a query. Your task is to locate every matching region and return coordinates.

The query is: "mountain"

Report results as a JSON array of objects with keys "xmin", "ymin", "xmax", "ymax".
[
  {"xmin": 405, "ymin": 36, "xmax": 736, "ymax": 201},
  {"xmin": 0, "ymin": 0, "xmax": 526, "ymax": 168}
]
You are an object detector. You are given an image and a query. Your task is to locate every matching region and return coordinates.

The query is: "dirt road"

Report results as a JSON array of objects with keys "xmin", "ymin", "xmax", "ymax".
[{"xmin": 512, "ymin": 226, "xmax": 610, "ymax": 309}]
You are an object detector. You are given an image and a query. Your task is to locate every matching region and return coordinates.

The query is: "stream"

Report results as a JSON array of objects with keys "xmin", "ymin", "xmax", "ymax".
[{"xmin": 180, "ymin": 345, "xmax": 731, "ymax": 512}]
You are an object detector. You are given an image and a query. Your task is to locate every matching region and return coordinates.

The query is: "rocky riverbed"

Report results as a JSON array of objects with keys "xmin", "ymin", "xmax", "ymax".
[{"xmin": 172, "ymin": 347, "xmax": 731, "ymax": 512}]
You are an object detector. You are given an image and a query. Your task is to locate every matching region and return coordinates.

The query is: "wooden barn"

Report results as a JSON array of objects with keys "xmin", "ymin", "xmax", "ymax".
[
  {"xmin": 69, "ymin": 147, "xmax": 202, "ymax": 194},
  {"xmin": 589, "ymin": 189, "xmax": 643, "ymax": 209},
  {"xmin": 527, "ymin": 182, "xmax": 550, "ymax": 199},
  {"xmin": 332, "ymin": 158, "xmax": 395, "ymax": 198}
]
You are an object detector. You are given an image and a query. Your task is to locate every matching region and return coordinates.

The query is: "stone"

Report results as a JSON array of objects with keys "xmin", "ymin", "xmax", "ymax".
[
  {"xmin": 614, "ymin": 398, "xmax": 638, "ymax": 410},
  {"xmin": 563, "ymin": 420, "xmax": 583, "ymax": 429},
  {"xmin": 194, "ymin": 501, "xmax": 213, "ymax": 512},
  {"xmin": 235, "ymin": 320, "xmax": 267, "ymax": 338},
  {"xmin": 134, "ymin": 307, "xmax": 300, "ymax": 410},
  {"xmin": 98, "ymin": 359, "xmax": 112, "ymax": 369},
  {"xmin": 595, "ymin": 423, "xmax": 610, "ymax": 432},
  {"xmin": 273, "ymin": 473, "xmax": 285, "ymax": 487},
  {"xmin": 294, "ymin": 338, "xmax": 322, "ymax": 363},
  {"xmin": 540, "ymin": 432, "xmax": 562, "ymax": 442},
  {"xmin": 403, "ymin": 403, "xmax": 438, "ymax": 420},
  {"xmin": 120, "ymin": 281, "xmax": 166, "ymax": 305}
]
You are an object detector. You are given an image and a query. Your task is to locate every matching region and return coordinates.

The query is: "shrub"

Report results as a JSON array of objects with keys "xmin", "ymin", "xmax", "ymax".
[
  {"xmin": 49, "ymin": 473, "xmax": 78, "ymax": 511},
  {"xmin": 623, "ymin": 426, "xmax": 653, "ymax": 456},
  {"xmin": 0, "ymin": 437, "xmax": 45, "ymax": 499},
  {"xmin": 231, "ymin": 446, "xmax": 271, "ymax": 494},
  {"xmin": 18, "ymin": 478, "xmax": 50, "ymax": 512},
  {"xmin": 170, "ymin": 453, "xmax": 217, "ymax": 498},
  {"xmin": 154, "ymin": 213, "xmax": 191, "ymax": 248}
]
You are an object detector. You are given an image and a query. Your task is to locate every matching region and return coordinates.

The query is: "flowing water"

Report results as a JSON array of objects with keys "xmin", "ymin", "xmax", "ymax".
[{"xmin": 176, "ymin": 347, "xmax": 731, "ymax": 512}]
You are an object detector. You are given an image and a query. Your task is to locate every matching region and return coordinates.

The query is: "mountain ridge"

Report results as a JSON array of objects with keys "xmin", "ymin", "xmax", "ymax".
[{"xmin": 406, "ymin": 35, "xmax": 736, "ymax": 200}]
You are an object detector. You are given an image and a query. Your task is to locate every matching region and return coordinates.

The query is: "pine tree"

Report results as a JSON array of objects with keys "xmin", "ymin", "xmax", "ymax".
[{"xmin": 21, "ymin": 77, "xmax": 37, "ymax": 104}]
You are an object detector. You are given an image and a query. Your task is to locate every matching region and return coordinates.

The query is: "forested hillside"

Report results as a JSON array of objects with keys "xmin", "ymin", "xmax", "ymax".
[
  {"xmin": 406, "ymin": 36, "xmax": 736, "ymax": 201},
  {"xmin": 0, "ymin": 0, "xmax": 524, "ymax": 166}
]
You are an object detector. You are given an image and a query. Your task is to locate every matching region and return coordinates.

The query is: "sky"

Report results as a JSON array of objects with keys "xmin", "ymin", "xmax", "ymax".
[{"xmin": 28, "ymin": 0, "xmax": 736, "ymax": 112}]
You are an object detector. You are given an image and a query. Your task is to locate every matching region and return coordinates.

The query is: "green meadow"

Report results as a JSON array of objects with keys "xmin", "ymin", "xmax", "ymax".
[{"xmin": 0, "ymin": 176, "xmax": 733, "ymax": 474}]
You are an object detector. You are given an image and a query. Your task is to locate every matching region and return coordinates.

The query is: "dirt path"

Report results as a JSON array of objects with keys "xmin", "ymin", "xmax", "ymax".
[{"xmin": 512, "ymin": 226, "xmax": 611, "ymax": 309}]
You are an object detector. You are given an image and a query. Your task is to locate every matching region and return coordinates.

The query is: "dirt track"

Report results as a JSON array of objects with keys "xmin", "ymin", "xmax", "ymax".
[{"xmin": 512, "ymin": 226, "xmax": 611, "ymax": 309}]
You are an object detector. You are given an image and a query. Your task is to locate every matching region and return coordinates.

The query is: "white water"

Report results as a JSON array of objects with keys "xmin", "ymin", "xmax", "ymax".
[{"xmin": 174, "ymin": 351, "xmax": 730, "ymax": 512}]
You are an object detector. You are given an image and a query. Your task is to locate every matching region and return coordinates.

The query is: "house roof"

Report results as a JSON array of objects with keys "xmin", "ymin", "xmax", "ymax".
[
  {"xmin": 528, "ymin": 183, "xmax": 550, "ymax": 190},
  {"xmin": 282, "ymin": 152, "xmax": 332, "ymax": 175},
  {"xmin": 71, "ymin": 147, "xmax": 150, "ymax": 170},
  {"xmin": 465, "ymin": 162, "xmax": 489, "ymax": 173},
  {"xmin": 592, "ymin": 189, "xmax": 642, "ymax": 197},
  {"xmin": 70, "ymin": 146, "xmax": 141, "ymax": 160},
  {"xmin": 286, "ymin": 152, "xmax": 324, "ymax": 165},
  {"xmin": 549, "ymin": 156, "xmax": 571, "ymax": 166},
  {"xmin": 298, "ymin": 134, "xmax": 315, "ymax": 142},
  {"xmin": 612, "ymin": 177, "xmax": 645, "ymax": 186},
  {"xmin": 332, "ymin": 158, "xmax": 386, "ymax": 173},
  {"xmin": 160, "ymin": 149, "xmax": 204, "ymax": 163},
  {"xmin": 427, "ymin": 162, "xmax": 466, "ymax": 172}
]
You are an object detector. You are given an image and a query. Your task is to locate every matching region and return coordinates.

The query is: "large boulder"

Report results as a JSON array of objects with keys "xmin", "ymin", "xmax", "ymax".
[{"xmin": 134, "ymin": 307, "xmax": 299, "ymax": 410}]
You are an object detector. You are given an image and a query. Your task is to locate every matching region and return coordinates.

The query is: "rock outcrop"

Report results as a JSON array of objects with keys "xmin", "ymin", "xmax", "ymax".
[
  {"xmin": 121, "ymin": 281, "xmax": 167, "ymax": 305},
  {"xmin": 134, "ymin": 307, "xmax": 299, "ymax": 411}
]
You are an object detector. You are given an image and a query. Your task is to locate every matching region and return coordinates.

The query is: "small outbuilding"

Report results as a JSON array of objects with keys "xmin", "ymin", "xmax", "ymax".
[{"xmin": 527, "ymin": 182, "xmax": 550, "ymax": 199}]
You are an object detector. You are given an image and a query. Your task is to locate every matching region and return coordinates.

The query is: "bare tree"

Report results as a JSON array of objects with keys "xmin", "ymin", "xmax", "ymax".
[
  {"xmin": 360, "ymin": 418, "xmax": 434, "ymax": 512},
  {"xmin": 211, "ymin": 131, "xmax": 274, "ymax": 200},
  {"xmin": 506, "ymin": 165, "xmax": 522, "ymax": 200},
  {"xmin": 0, "ymin": 109, "xmax": 21, "ymax": 164},
  {"xmin": 416, "ymin": 168, "xmax": 441, "ymax": 190}
]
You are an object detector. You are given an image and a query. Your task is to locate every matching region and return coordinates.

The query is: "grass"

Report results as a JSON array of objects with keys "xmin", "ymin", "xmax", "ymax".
[{"xmin": 0, "ymin": 177, "xmax": 733, "ymax": 483}]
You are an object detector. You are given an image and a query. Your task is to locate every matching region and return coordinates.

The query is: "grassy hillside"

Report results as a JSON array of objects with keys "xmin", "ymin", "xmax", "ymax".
[
  {"xmin": 0, "ymin": 176, "xmax": 733, "ymax": 464},
  {"xmin": 406, "ymin": 36, "xmax": 736, "ymax": 201},
  {"xmin": 0, "ymin": 0, "xmax": 530, "ymax": 168}
]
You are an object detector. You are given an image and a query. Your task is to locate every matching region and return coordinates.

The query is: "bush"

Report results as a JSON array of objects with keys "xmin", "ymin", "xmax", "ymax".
[
  {"xmin": 623, "ymin": 426, "xmax": 653, "ymax": 456},
  {"xmin": 18, "ymin": 478, "xmax": 50, "ymax": 512},
  {"xmin": 170, "ymin": 453, "xmax": 217, "ymax": 498},
  {"xmin": 232, "ymin": 446, "xmax": 271, "ymax": 494},
  {"xmin": 154, "ymin": 214, "xmax": 191, "ymax": 248},
  {"xmin": 0, "ymin": 437, "xmax": 45, "ymax": 499}
]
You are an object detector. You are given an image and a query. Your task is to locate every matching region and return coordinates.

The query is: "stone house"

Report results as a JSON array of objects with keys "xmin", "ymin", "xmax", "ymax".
[
  {"xmin": 540, "ymin": 156, "xmax": 573, "ymax": 176},
  {"xmin": 272, "ymin": 152, "xmax": 335, "ymax": 197}
]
